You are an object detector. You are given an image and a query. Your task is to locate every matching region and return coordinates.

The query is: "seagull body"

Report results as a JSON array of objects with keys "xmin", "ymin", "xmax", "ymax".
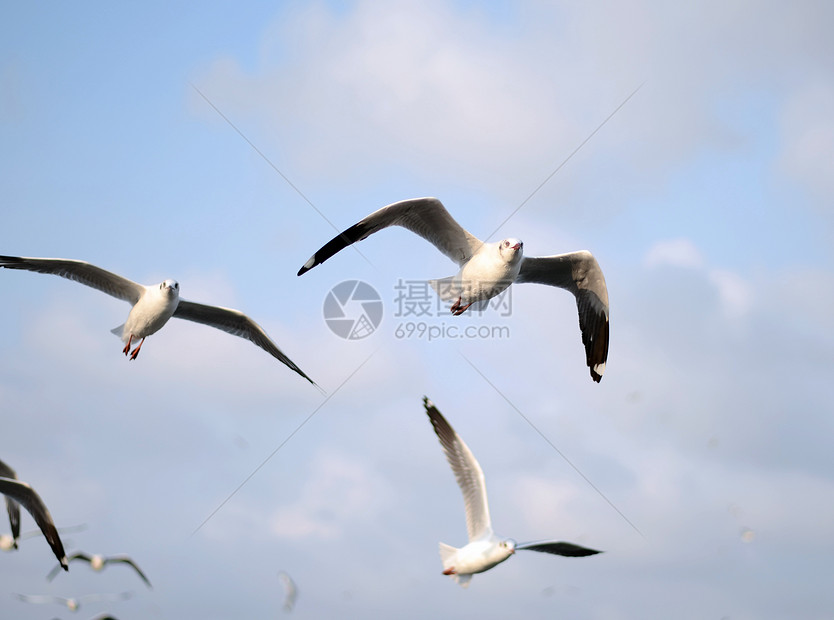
[
  {"xmin": 110, "ymin": 280, "xmax": 180, "ymax": 358},
  {"xmin": 433, "ymin": 237, "xmax": 524, "ymax": 315},
  {"xmin": 47, "ymin": 552, "xmax": 152, "ymax": 588},
  {"xmin": 298, "ymin": 198, "xmax": 609, "ymax": 381},
  {"xmin": 0, "ymin": 255, "xmax": 316, "ymax": 384},
  {"xmin": 14, "ymin": 591, "xmax": 132, "ymax": 611},
  {"xmin": 0, "ymin": 464, "xmax": 67, "ymax": 571},
  {"xmin": 277, "ymin": 570, "xmax": 298, "ymax": 612},
  {"xmin": 423, "ymin": 397, "xmax": 601, "ymax": 587}
]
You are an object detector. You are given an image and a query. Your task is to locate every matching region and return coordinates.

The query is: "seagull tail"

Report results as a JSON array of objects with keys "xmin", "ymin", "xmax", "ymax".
[
  {"xmin": 110, "ymin": 323, "xmax": 126, "ymax": 339},
  {"xmin": 439, "ymin": 542, "xmax": 472, "ymax": 587}
]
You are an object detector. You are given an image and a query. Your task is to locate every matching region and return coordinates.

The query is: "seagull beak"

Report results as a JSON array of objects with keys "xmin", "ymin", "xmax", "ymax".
[{"xmin": 511, "ymin": 243, "xmax": 521, "ymax": 251}]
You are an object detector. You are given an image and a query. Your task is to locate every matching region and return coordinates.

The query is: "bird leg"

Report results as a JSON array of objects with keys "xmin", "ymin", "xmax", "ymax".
[
  {"xmin": 129, "ymin": 337, "xmax": 146, "ymax": 361},
  {"xmin": 121, "ymin": 334, "xmax": 133, "ymax": 356},
  {"xmin": 442, "ymin": 567, "xmax": 457, "ymax": 575},
  {"xmin": 450, "ymin": 297, "xmax": 472, "ymax": 316}
]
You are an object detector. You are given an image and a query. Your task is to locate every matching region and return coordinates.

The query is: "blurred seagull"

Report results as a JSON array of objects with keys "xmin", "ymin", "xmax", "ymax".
[
  {"xmin": 0, "ymin": 462, "xmax": 68, "ymax": 571},
  {"xmin": 0, "ymin": 255, "xmax": 316, "ymax": 385},
  {"xmin": 298, "ymin": 198, "xmax": 609, "ymax": 381},
  {"xmin": 423, "ymin": 397, "xmax": 601, "ymax": 587},
  {"xmin": 0, "ymin": 458, "xmax": 21, "ymax": 548},
  {"xmin": 13, "ymin": 591, "xmax": 132, "ymax": 612},
  {"xmin": 47, "ymin": 552, "xmax": 152, "ymax": 588},
  {"xmin": 277, "ymin": 570, "xmax": 298, "ymax": 612},
  {"xmin": 1, "ymin": 523, "xmax": 86, "ymax": 552}
]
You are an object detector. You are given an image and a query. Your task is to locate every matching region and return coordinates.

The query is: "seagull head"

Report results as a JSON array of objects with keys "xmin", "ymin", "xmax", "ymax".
[
  {"xmin": 159, "ymin": 279, "xmax": 180, "ymax": 296},
  {"xmin": 500, "ymin": 538, "xmax": 517, "ymax": 555},
  {"xmin": 0, "ymin": 534, "xmax": 15, "ymax": 551},
  {"xmin": 498, "ymin": 238, "xmax": 523, "ymax": 263}
]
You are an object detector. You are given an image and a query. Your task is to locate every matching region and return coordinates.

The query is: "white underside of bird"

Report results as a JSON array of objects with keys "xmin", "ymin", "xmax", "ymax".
[
  {"xmin": 110, "ymin": 279, "xmax": 179, "ymax": 360},
  {"xmin": 438, "ymin": 538, "xmax": 516, "ymax": 587},
  {"xmin": 429, "ymin": 238, "xmax": 523, "ymax": 315}
]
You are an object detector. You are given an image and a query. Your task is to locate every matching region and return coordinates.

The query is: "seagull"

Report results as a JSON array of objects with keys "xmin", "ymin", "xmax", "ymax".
[
  {"xmin": 47, "ymin": 552, "xmax": 152, "ymax": 588},
  {"xmin": 13, "ymin": 591, "xmax": 132, "ymax": 612},
  {"xmin": 277, "ymin": 570, "xmax": 298, "ymax": 612},
  {"xmin": 298, "ymin": 198, "xmax": 609, "ymax": 382},
  {"xmin": 0, "ymin": 255, "xmax": 316, "ymax": 385},
  {"xmin": 0, "ymin": 468, "xmax": 68, "ymax": 571},
  {"xmin": 0, "ymin": 458, "xmax": 21, "ymax": 548},
  {"xmin": 423, "ymin": 397, "xmax": 601, "ymax": 587},
  {"xmin": 2, "ymin": 523, "xmax": 86, "ymax": 552}
]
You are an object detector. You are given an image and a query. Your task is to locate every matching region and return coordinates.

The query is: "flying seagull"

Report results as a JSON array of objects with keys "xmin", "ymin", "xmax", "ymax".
[
  {"xmin": 13, "ymin": 591, "xmax": 132, "ymax": 612},
  {"xmin": 0, "ymin": 458, "xmax": 21, "ymax": 548},
  {"xmin": 47, "ymin": 552, "xmax": 152, "ymax": 588},
  {"xmin": 298, "ymin": 198, "xmax": 609, "ymax": 382},
  {"xmin": 0, "ymin": 255, "xmax": 316, "ymax": 385},
  {"xmin": 0, "ymin": 464, "xmax": 67, "ymax": 571},
  {"xmin": 1, "ymin": 523, "xmax": 86, "ymax": 553},
  {"xmin": 423, "ymin": 397, "xmax": 601, "ymax": 587},
  {"xmin": 277, "ymin": 570, "xmax": 298, "ymax": 612}
]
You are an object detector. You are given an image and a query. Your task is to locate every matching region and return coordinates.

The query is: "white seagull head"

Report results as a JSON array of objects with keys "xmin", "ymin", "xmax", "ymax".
[
  {"xmin": 0, "ymin": 534, "xmax": 14, "ymax": 551},
  {"xmin": 497, "ymin": 238, "xmax": 523, "ymax": 263},
  {"xmin": 159, "ymin": 279, "xmax": 179, "ymax": 294}
]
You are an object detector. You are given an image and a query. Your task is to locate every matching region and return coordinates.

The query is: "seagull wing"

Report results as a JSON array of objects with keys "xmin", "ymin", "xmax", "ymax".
[
  {"xmin": 79, "ymin": 591, "xmax": 134, "ymax": 604},
  {"xmin": 0, "ymin": 256, "xmax": 144, "ymax": 305},
  {"xmin": 13, "ymin": 593, "xmax": 71, "ymax": 605},
  {"xmin": 423, "ymin": 397, "xmax": 492, "ymax": 542},
  {"xmin": 0, "ymin": 478, "xmax": 67, "ymax": 570},
  {"xmin": 47, "ymin": 551, "xmax": 93, "ymax": 580},
  {"xmin": 515, "ymin": 540, "xmax": 603, "ymax": 557},
  {"xmin": 0, "ymin": 459, "xmax": 21, "ymax": 544},
  {"xmin": 298, "ymin": 197, "xmax": 483, "ymax": 275},
  {"xmin": 516, "ymin": 251, "xmax": 610, "ymax": 382},
  {"xmin": 106, "ymin": 556, "xmax": 152, "ymax": 588},
  {"xmin": 173, "ymin": 301, "xmax": 316, "ymax": 385}
]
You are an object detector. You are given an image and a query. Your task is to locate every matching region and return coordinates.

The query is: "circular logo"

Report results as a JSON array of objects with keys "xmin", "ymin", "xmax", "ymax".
[{"xmin": 323, "ymin": 280, "xmax": 383, "ymax": 340}]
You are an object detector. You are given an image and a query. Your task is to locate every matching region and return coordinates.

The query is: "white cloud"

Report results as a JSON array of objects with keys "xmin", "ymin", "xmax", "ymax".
[
  {"xmin": 644, "ymin": 238, "xmax": 754, "ymax": 318},
  {"xmin": 708, "ymin": 268, "xmax": 753, "ymax": 318},
  {"xmin": 269, "ymin": 451, "xmax": 387, "ymax": 540},
  {"xmin": 644, "ymin": 238, "xmax": 704, "ymax": 269},
  {"xmin": 779, "ymin": 81, "xmax": 834, "ymax": 203}
]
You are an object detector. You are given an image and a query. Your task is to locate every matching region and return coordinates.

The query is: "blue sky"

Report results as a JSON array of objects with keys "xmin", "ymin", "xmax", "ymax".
[{"xmin": 2, "ymin": 1, "xmax": 833, "ymax": 618}]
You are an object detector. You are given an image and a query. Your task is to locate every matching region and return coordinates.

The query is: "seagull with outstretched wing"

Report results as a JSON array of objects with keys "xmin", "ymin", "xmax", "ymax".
[
  {"xmin": 423, "ymin": 397, "xmax": 601, "ymax": 587},
  {"xmin": 47, "ymin": 551, "xmax": 152, "ymax": 588},
  {"xmin": 0, "ymin": 255, "xmax": 317, "ymax": 385},
  {"xmin": 298, "ymin": 198, "xmax": 609, "ymax": 382},
  {"xmin": 14, "ymin": 590, "xmax": 132, "ymax": 612}
]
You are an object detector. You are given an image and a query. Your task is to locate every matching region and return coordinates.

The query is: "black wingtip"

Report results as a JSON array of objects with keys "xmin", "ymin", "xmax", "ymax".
[{"xmin": 297, "ymin": 255, "xmax": 317, "ymax": 277}]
